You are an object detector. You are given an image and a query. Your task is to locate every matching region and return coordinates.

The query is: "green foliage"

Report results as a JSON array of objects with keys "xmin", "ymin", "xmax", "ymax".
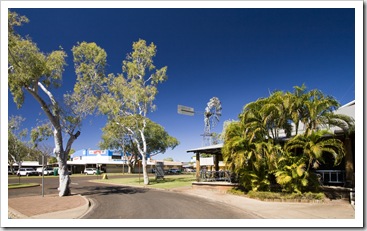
[
  {"xmin": 98, "ymin": 39, "xmax": 171, "ymax": 184},
  {"xmin": 8, "ymin": 116, "xmax": 28, "ymax": 165},
  {"xmin": 8, "ymin": 115, "xmax": 42, "ymax": 168},
  {"xmin": 8, "ymin": 10, "xmax": 111, "ymax": 196},
  {"xmin": 100, "ymin": 117, "xmax": 179, "ymax": 157},
  {"xmin": 286, "ymin": 130, "xmax": 346, "ymax": 168},
  {"xmin": 8, "ymin": 183, "xmax": 40, "ymax": 189},
  {"xmin": 30, "ymin": 123, "xmax": 53, "ymax": 147},
  {"xmin": 48, "ymin": 156, "xmax": 58, "ymax": 164},
  {"xmin": 222, "ymin": 84, "xmax": 348, "ymax": 193},
  {"xmin": 246, "ymin": 190, "xmax": 325, "ymax": 201},
  {"xmin": 8, "ymin": 13, "xmax": 67, "ymax": 108},
  {"xmin": 69, "ymin": 42, "xmax": 108, "ymax": 116}
]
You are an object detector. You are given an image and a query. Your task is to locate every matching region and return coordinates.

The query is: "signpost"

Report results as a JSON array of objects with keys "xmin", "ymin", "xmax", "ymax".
[
  {"xmin": 178, "ymin": 105, "xmax": 195, "ymax": 116},
  {"xmin": 38, "ymin": 155, "xmax": 47, "ymax": 197}
]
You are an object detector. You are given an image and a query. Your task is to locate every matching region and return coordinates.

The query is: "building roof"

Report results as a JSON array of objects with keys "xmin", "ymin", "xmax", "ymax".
[
  {"xmin": 186, "ymin": 143, "xmax": 223, "ymax": 155},
  {"xmin": 334, "ymin": 100, "xmax": 355, "ymax": 119}
]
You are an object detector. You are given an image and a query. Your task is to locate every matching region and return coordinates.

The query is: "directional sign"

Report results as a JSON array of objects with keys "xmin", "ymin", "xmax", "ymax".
[{"xmin": 178, "ymin": 105, "xmax": 195, "ymax": 116}]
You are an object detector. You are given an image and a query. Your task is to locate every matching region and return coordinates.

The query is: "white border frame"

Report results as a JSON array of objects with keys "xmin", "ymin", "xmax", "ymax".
[{"xmin": 1, "ymin": 1, "xmax": 363, "ymax": 228}]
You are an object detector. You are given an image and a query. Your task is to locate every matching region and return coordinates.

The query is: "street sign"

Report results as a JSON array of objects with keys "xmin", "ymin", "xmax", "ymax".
[
  {"xmin": 38, "ymin": 155, "xmax": 48, "ymax": 166},
  {"xmin": 178, "ymin": 105, "xmax": 195, "ymax": 116}
]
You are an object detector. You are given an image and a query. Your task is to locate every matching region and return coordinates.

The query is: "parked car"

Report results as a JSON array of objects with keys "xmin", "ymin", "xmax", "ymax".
[
  {"xmin": 36, "ymin": 167, "xmax": 54, "ymax": 176},
  {"xmin": 52, "ymin": 168, "xmax": 73, "ymax": 176},
  {"xmin": 17, "ymin": 168, "xmax": 38, "ymax": 176},
  {"xmin": 84, "ymin": 168, "xmax": 103, "ymax": 175},
  {"xmin": 167, "ymin": 169, "xmax": 181, "ymax": 174}
]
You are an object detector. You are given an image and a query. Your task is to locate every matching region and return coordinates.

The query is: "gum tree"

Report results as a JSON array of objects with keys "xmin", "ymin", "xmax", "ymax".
[
  {"xmin": 99, "ymin": 39, "xmax": 168, "ymax": 185},
  {"xmin": 100, "ymin": 118, "xmax": 179, "ymax": 174},
  {"xmin": 8, "ymin": 11, "xmax": 107, "ymax": 196}
]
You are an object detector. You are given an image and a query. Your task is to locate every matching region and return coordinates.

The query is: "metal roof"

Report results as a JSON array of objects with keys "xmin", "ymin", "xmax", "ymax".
[{"xmin": 186, "ymin": 143, "xmax": 223, "ymax": 154}]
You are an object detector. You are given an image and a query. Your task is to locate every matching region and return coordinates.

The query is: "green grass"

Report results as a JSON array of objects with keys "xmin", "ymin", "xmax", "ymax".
[
  {"xmin": 8, "ymin": 183, "xmax": 39, "ymax": 189},
  {"xmin": 93, "ymin": 174, "xmax": 196, "ymax": 189}
]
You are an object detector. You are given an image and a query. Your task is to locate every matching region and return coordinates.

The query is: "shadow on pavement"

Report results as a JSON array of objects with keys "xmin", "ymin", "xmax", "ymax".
[{"xmin": 78, "ymin": 185, "xmax": 149, "ymax": 196}]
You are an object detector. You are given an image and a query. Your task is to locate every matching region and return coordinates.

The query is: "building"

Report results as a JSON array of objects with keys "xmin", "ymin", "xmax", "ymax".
[
  {"xmin": 69, "ymin": 149, "xmax": 183, "ymax": 174},
  {"xmin": 70, "ymin": 149, "xmax": 125, "ymax": 173}
]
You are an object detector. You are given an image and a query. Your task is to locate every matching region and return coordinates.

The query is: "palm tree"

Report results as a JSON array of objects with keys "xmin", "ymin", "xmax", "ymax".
[
  {"xmin": 286, "ymin": 130, "xmax": 345, "ymax": 171},
  {"xmin": 291, "ymin": 84, "xmax": 308, "ymax": 134},
  {"xmin": 274, "ymin": 151, "xmax": 309, "ymax": 193},
  {"xmin": 240, "ymin": 98, "xmax": 269, "ymax": 142},
  {"xmin": 222, "ymin": 85, "xmax": 348, "ymax": 192},
  {"xmin": 263, "ymin": 91, "xmax": 293, "ymax": 140},
  {"xmin": 274, "ymin": 130, "xmax": 345, "ymax": 193},
  {"xmin": 222, "ymin": 120, "xmax": 282, "ymax": 191},
  {"xmin": 302, "ymin": 89, "xmax": 340, "ymax": 136},
  {"xmin": 222, "ymin": 121, "xmax": 250, "ymax": 171}
]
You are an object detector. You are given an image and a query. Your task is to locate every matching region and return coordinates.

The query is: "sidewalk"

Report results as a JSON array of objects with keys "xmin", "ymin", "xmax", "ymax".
[
  {"xmin": 8, "ymin": 186, "xmax": 355, "ymax": 219},
  {"xmin": 8, "ymin": 194, "xmax": 89, "ymax": 219},
  {"xmin": 173, "ymin": 187, "xmax": 355, "ymax": 219}
]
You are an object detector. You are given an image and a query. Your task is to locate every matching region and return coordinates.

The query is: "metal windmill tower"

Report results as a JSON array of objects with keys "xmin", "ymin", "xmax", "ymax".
[
  {"xmin": 177, "ymin": 97, "xmax": 222, "ymax": 146},
  {"xmin": 203, "ymin": 97, "xmax": 222, "ymax": 146}
]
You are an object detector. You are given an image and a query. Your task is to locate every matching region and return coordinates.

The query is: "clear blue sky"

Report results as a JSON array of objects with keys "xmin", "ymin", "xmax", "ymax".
[{"xmin": 8, "ymin": 7, "xmax": 356, "ymax": 162}]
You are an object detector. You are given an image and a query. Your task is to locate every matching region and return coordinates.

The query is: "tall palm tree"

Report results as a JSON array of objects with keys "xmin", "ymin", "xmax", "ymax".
[
  {"xmin": 302, "ymin": 89, "xmax": 340, "ymax": 136},
  {"xmin": 288, "ymin": 84, "xmax": 309, "ymax": 136},
  {"xmin": 240, "ymin": 98, "xmax": 269, "ymax": 142},
  {"xmin": 262, "ymin": 91, "xmax": 293, "ymax": 140}
]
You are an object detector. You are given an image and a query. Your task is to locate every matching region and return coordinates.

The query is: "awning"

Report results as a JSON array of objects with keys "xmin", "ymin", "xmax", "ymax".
[{"xmin": 186, "ymin": 143, "xmax": 223, "ymax": 155}]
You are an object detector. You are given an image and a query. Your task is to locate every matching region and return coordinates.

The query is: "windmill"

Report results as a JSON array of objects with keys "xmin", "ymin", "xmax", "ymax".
[
  {"xmin": 177, "ymin": 96, "xmax": 222, "ymax": 146},
  {"xmin": 203, "ymin": 97, "xmax": 222, "ymax": 146}
]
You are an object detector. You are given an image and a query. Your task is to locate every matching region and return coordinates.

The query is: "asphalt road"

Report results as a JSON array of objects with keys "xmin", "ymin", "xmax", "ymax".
[{"xmin": 8, "ymin": 175, "xmax": 258, "ymax": 219}]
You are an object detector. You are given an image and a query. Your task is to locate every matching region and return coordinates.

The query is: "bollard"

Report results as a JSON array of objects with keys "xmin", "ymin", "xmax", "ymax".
[{"xmin": 102, "ymin": 173, "xmax": 108, "ymax": 180}]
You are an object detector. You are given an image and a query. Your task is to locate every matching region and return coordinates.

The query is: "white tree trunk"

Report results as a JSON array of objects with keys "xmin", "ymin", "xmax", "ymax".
[
  {"xmin": 142, "ymin": 154, "xmax": 149, "ymax": 185},
  {"xmin": 53, "ymin": 129, "xmax": 71, "ymax": 197},
  {"xmin": 57, "ymin": 155, "xmax": 71, "ymax": 197}
]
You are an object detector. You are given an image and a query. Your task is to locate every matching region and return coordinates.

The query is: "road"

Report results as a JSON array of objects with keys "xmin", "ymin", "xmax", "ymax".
[{"xmin": 8, "ymin": 175, "xmax": 258, "ymax": 219}]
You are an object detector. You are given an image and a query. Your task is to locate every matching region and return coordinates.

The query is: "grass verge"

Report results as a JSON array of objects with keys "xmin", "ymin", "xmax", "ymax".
[
  {"xmin": 93, "ymin": 174, "xmax": 196, "ymax": 189},
  {"xmin": 8, "ymin": 183, "xmax": 39, "ymax": 189}
]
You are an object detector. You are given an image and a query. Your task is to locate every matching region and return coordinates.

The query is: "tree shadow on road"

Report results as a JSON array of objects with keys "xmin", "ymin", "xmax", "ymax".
[{"xmin": 78, "ymin": 185, "xmax": 149, "ymax": 196}]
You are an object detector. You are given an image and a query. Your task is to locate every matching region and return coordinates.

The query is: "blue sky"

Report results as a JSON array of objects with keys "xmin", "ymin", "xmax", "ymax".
[{"xmin": 7, "ymin": 7, "xmax": 356, "ymax": 162}]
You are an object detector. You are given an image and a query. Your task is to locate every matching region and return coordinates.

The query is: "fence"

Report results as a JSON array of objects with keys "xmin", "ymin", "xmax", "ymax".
[{"xmin": 199, "ymin": 170, "xmax": 234, "ymax": 183}]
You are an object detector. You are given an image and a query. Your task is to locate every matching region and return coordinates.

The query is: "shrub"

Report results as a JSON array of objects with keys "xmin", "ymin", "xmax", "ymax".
[{"xmin": 231, "ymin": 189, "xmax": 326, "ymax": 201}]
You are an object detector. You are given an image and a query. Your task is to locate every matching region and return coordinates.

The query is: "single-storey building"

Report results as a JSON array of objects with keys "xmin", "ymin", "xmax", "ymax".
[{"xmin": 69, "ymin": 149, "xmax": 183, "ymax": 174}]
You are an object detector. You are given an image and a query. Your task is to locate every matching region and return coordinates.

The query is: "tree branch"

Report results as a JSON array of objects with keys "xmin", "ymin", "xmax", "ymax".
[
  {"xmin": 26, "ymin": 88, "xmax": 57, "ymax": 126},
  {"xmin": 65, "ymin": 131, "xmax": 81, "ymax": 156},
  {"xmin": 38, "ymin": 82, "xmax": 58, "ymax": 109}
]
